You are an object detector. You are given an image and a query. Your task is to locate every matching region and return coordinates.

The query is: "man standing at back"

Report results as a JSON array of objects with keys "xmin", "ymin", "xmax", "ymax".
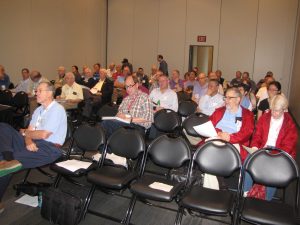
[
  {"xmin": 157, "ymin": 54, "xmax": 168, "ymax": 76},
  {"xmin": 0, "ymin": 81, "xmax": 67, "ymax": 213}
]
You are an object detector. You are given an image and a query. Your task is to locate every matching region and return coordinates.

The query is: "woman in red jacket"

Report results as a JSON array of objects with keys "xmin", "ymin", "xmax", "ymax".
[{"xmin": 244, "ymin": 94, "xmax": 298, "ymax": 200}]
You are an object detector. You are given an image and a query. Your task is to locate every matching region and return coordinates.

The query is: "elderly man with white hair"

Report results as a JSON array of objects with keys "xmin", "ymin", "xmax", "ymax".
[{"xmin": 57, "ymin": 72, "xmax": 83, "ymax": 103}]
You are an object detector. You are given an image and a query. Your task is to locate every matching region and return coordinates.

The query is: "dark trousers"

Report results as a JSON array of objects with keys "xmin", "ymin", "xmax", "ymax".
[
  {"xmin": 100, "ymin": 120, "xmax": 145, "ymax": 139},
  {"xmin": 0, "ymin": 122, "xmax": 62, "ymax": 200}
]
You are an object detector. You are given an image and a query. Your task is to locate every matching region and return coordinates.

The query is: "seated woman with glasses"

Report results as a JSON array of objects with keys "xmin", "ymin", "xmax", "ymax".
[
  {"xmin": 257, "ymin": 81, "xmax": 282, "ymax": 120},
  {"xmin": 244, "ymin": 94, "xmax": 298, "ymax": 200}
]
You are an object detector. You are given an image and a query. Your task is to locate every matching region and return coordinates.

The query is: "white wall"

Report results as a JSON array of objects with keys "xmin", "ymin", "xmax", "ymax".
[
  {"xmin": 0, "ymin": 0, "xmax": 107, "ymax": 83},
  {"xmin": 107, "ymin": 0, "xmax": 299, "ymax": 95}
]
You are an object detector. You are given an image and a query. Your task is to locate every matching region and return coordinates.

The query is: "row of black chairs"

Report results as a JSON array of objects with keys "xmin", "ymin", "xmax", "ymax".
[{"xmin": 50, "ymin": 124, "xmax": 300, "ymax": 225}]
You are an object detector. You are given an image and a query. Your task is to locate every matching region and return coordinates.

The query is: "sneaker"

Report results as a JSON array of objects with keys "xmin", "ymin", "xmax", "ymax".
[
  {"xmin": 0, "ymin": 202, "xmax": 4, "ymax": 214},
  {"xmin": 0, "ymin": 160, "xmax": 22, "ymax": 177}
]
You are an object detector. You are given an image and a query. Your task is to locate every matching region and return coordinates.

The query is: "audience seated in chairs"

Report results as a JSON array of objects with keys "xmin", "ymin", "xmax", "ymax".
[
  {"xmin": 191, "ymin": 72, "xmax": 208, "ymax": 103},
  {"xmin": 79, "ymin": 67, "xmax": 97, "ymax": 89},
  {"xmin": 81, "ymin": 69, "xmax": 113, "ymax": 119},
  {"xmin": 28, "ymin": 70, "xmax": 49, "ymax": 96},
  {"xmin": 53, "ymin": 66, "xmax": 66, "ymax": 90},
  {"xmin": 0, "ymin": 65, "xmax": 11, "ymax": 90},
  {"xmin": 101, "ymin": 74, "xmax": 153, "ymax": 138},
  {"xmin": 0, "ymin": 81, "xmax": 67, "ymax": 212},
  {"xmin": 15, "ymin": 68, "xmax": 31, "ymax": 93}
]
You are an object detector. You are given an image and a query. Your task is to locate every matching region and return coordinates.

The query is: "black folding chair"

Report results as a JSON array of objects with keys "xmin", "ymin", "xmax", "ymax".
[
  {"xmin": 0, "ymin": 89, "xmax": 13, "ymax": 105},
  {"xmin": 236, "ymin": 147, "xmax": 300, "ymax": 225},
  {"xmin": 50, "ymin": 124, "xmax": 106, "ymax": 188},
  {"xmin": 12, "ymin": 91, "xmax": 30, "ymax": 129},
  {"xmin": 175, "ymin": 139, "xmax": 242, "ymax": 225},
  {"xmin": 124, "ymin": 135, "xmax": 192, "ymax": 225},
  {"xmin": 177, "ymin": 100, "xmax": 198, "ymax": 118},
  {"xmin": 82, "ymin": 127, "xmax": 146, "ymax": 223}
]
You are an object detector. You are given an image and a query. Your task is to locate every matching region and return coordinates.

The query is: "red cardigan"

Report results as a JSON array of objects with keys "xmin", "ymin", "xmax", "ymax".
[
  {"xmin": 251, "ymin": 111, "xmax": 298, "ymax": 159},
  {"xmin": 210, "ymin": 106, "xmax": 255, "ymax": 161}
]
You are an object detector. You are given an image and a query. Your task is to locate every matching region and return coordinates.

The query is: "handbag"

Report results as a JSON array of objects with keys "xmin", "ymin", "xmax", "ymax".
[
  {"xmin": 41, "ymin": 187, "xmax": 83, "ymax": 225},
  {"xmin": 247, "ymin": 184, "xmax": 266, "ymax": 200}
]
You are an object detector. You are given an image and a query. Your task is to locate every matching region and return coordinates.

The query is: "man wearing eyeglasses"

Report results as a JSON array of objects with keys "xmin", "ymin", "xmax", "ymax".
[
  {"xmin": 0, "ymin": 81, "xmax": 67, "ymax": 213},
  {"xmin": 209, "ymin": 87, "xmax": 254, "ymax": 162},
  {"xmin": 101, "ymin": 75, "xmax": 153, "ymax": 137}
]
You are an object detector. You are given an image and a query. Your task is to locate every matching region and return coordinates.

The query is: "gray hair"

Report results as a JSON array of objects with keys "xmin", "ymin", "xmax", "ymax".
[
  {"xmin": 226, "ymin": 87, "xmax": 242, "ymax": 98},
  {"xmin": 39, "ymin": 81, "xmax": 55, "ymax": 96},
  {"xmin": 270, "ymin": 94, "xmax": 288, "ymax": 111}
]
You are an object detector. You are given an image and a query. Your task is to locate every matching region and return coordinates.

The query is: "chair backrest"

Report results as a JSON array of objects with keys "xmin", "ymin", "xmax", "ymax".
[
  {"xmin": 12, "ymin": 91, "xmax": 29, "ymax": 109},
  {"xmin": 148, "ymin": 135, "xmax": 191, "ymax": 169},
  {"xmin": 0, "ymin": 89, "xmax": 13, "ymax": 105},
  {"xmin": 97, "ymin": 103, "xmax": 118, "ymax": 118},
  {"xmin": 177, "ymin": 91, "xmax": 191, "ymax": 102},
  {"xmin": 178, "ymin": 100, "xmax": 198, "ymax": 117},
  {"xmin": 73, "ymin": 124, "xmax": 106, "ymax": 152},
  {"xmin": 154, "ymin": 109, "xmax": 181, "ymax": 133},
  {"xmin": 107, "ymin": 127, "xmax": 145, "ymax": 159},
  {"xmin": 182, "ymin": 113, "xmax": 209, "ymax": 137},
  {"xmin": 244, "ymin": 148, "xmax": 299, "ymax": 188},
  {"xmin": 194, "ymin": 139, "xmax": 241, "ymax": 177}
]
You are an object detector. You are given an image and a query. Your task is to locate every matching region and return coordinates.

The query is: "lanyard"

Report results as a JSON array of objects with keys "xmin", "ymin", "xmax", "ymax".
[{"xmin": 34, "ymin": 101, "xmax": 55, "ymax": 130}]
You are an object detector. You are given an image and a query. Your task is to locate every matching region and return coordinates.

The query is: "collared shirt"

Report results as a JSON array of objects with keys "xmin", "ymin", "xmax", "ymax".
[
  {"xmin": 193, "ymin": 82, "xmax": 208, "ymax": 99},
  {"xmin": 30, "ymin": 100, "xmax": 67, "ymax": 145},
  {"xmin": 118, "ymin": 90, "xmax": 153, "ymax": 129},
  {"xmin": 198, "ymin": 93, "xmax": 224, "ymax": 116},
  {"xmin": 61, "ymin": 82, "xmax": 83, "ymax": 100},
  {"xmin": 169, "ymin": 79, "xmax": 184, "ymax": 90},
  {"xmin": 15, "ymin": 78, "xmax": 30, "ymax": 93},
  {"xmin": 216, "ymin": 106, "xmax": 242, "ymax": 134},
  {"xmin": 265, "ymin": 115, "xmax": 284, "ymax": 147},
  {"xmin": 149, "ymin": 88, "xmax": 178, "ymax": 112}
]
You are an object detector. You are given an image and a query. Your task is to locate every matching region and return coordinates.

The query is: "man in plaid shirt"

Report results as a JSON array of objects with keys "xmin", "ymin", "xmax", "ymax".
[{"xmin": 101, "ymin": 75, "xmax": 153, "ymax": 137}]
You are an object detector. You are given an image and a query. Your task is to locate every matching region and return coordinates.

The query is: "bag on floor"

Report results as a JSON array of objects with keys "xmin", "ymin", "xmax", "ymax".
[{"xmin": 41, "ymin": 187, "xmax": 83, "ymax": 225}]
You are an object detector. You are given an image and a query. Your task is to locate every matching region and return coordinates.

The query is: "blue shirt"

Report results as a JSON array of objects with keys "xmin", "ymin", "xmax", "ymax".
[
  {"xmin": 0, "ymin": 74, "xmax": 11, "ymax": 89},
  {"xmin": 240, "ymin": 96, "xmax": 251, "ymax": 109},
  {"xmin": 30, "ymin": 101, "xmax": 67, "ymax": 145},
  {"xmin": 216, "ymin": 106, "xmax": 242, "ymax": 134},
  {"xmin": 192, "ymin": 82, "xmax": 208, "ymax": 98}
]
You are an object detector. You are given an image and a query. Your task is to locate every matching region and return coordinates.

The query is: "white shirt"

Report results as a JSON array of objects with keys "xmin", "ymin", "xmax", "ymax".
[
  {"xmin": 150, "ymin": 88, "xmax": 178, "ymax": 112},
  {"xmin": 61, "ymin": 82, "xmax": 83, "ymax": 100},
  {"xmin": 15, "ymin": 78, "xmax": 30, "ymax": 93},
  {"xmin": 198, "ymin": 93, "xmax": 224, "ymax": 116},
  {"xmin": 265, "ymin": 115, "xmax": 284, "ymax": 147}
]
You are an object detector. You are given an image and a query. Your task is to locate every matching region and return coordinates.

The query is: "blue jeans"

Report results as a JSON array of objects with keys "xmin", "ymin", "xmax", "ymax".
[{"xmin": 243, "ymin": 172, "xmax": 277, "ymax": 201}]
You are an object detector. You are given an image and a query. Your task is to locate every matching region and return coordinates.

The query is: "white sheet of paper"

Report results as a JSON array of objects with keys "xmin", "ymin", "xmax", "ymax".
[
  {"xmin": 149, "ymin": 182, "xmax": 173, "ymax": 192},
  {"xmin": 90, "ymin": 88, "xmax": 98, "ymax": 94},
  {"xmin": 102, "ymin": 116, "xmax": 130, "ymax": 124},
  {"xmin": 242, "ymin": 145, "xmax": 257, "ymax": 154},
  {"xmin": 55, "ymin": 159, "xmax": 92, "ymax": 172},
  {"xmin": 92, "ymin": 153, "xmax": 127, "ymax": 168},
  {"xmin": 15, "ymin": 194, "xmax": 38, "ymax": 207},
  {"xmin": 193, "ymin": 120, "xmax": 217, "ymax": 138}
]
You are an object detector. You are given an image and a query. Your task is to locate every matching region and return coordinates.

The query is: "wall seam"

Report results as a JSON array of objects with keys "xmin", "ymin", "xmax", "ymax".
[
  {"xmin": 216, "ymin": 0, "xmax": 223, "ymax": 70},
  {"xmin": 252, "ymin": 0, "xmax": 260, "ymax": 80},
  {"xmin": 183, "ymin": 0, "xmax": 188, "ymax": 73}
]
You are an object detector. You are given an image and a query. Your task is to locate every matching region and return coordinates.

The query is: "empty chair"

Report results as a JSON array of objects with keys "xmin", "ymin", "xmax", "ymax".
[
  {"xmin": 175, "ymin": 139, "xmax": 242, "ymax": 225},
  {"xmin": 82, "ymin": 127, "xmax": 146, "ymax": 223},
  {"xmin": 236, "ymin": 147, "xmax": 299, "ymax": 225},
  {"xmin": 50, "ymin": 124, "xmax": 106, "ymax": 187},
  {"xmin": 124, "ymin": 135, "xmax": 191, "ymax": 225},
  {"xmin": 177, "ymin": 100, "xmax": 198, "ymax": 118}
]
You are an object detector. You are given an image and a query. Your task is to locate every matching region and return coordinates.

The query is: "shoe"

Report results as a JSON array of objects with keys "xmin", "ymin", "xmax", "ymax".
[
  {"xmin": 0, "ymin": 160, "xmax": 22, "ymax": 177},
  {"xmin": 0, "ymin": 202, "xmax": 4, "ymax": 214}
]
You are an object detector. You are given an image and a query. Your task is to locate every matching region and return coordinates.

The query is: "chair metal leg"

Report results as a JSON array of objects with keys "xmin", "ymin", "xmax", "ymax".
[
  {"xmin": 53, "ymin": 174, "xmax": 61, "ymax": 188},
  {"xmin": 22, "ymin": 169, "xmax": 32, "ymax": 183},
  {"xmin": 174, "ymin": 207, "xmax": 184, "ymax": 225},
  {"xmin": 81, "ymin": 184, "xmax": 96, "ymax": 220},
  {"xmin": 123, "ymin": 194, "xmax": 137, "ymax": 225}
]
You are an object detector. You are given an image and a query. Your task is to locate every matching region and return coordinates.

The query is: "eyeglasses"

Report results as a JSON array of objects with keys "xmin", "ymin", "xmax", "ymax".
[
  {"xmin": 35, "ymin": 89, "xmax": 51, "ymax": 94},
  {"xmin": 223, "ymin": 96, "xmax": 238, "ymax": 100},
  {"xmin": 125, "ymin": 83, "xmax": 136, "ymax": 89},
  {"xmin": 268, "ymin": 88, "xmax": 278, "ymax": 92}
]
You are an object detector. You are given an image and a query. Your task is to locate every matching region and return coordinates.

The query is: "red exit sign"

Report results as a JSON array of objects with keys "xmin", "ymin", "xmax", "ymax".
[{"xmin": 197, "ymin": 35, "xmax": 206, "ymax": 42}]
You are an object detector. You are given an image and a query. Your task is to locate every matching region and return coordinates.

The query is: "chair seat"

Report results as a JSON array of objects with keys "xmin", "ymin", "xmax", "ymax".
[
  {"xmin": 87, "ymin": 166, "xmax": 138, "ymax": 189},
  {"xmin": 180, "ymin": 186, "xmax": 234, "ymax": 215},
  {"xmin": 130, "ymin": 175, "xmax": 185, "ymax": 202},
  {"xmin": 50, "ymin": 161, "xmax": 97, "ymax": 177},
  {"xmin": 241, "ymin": 198, "xmax": 298, "ymax": 225}
]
